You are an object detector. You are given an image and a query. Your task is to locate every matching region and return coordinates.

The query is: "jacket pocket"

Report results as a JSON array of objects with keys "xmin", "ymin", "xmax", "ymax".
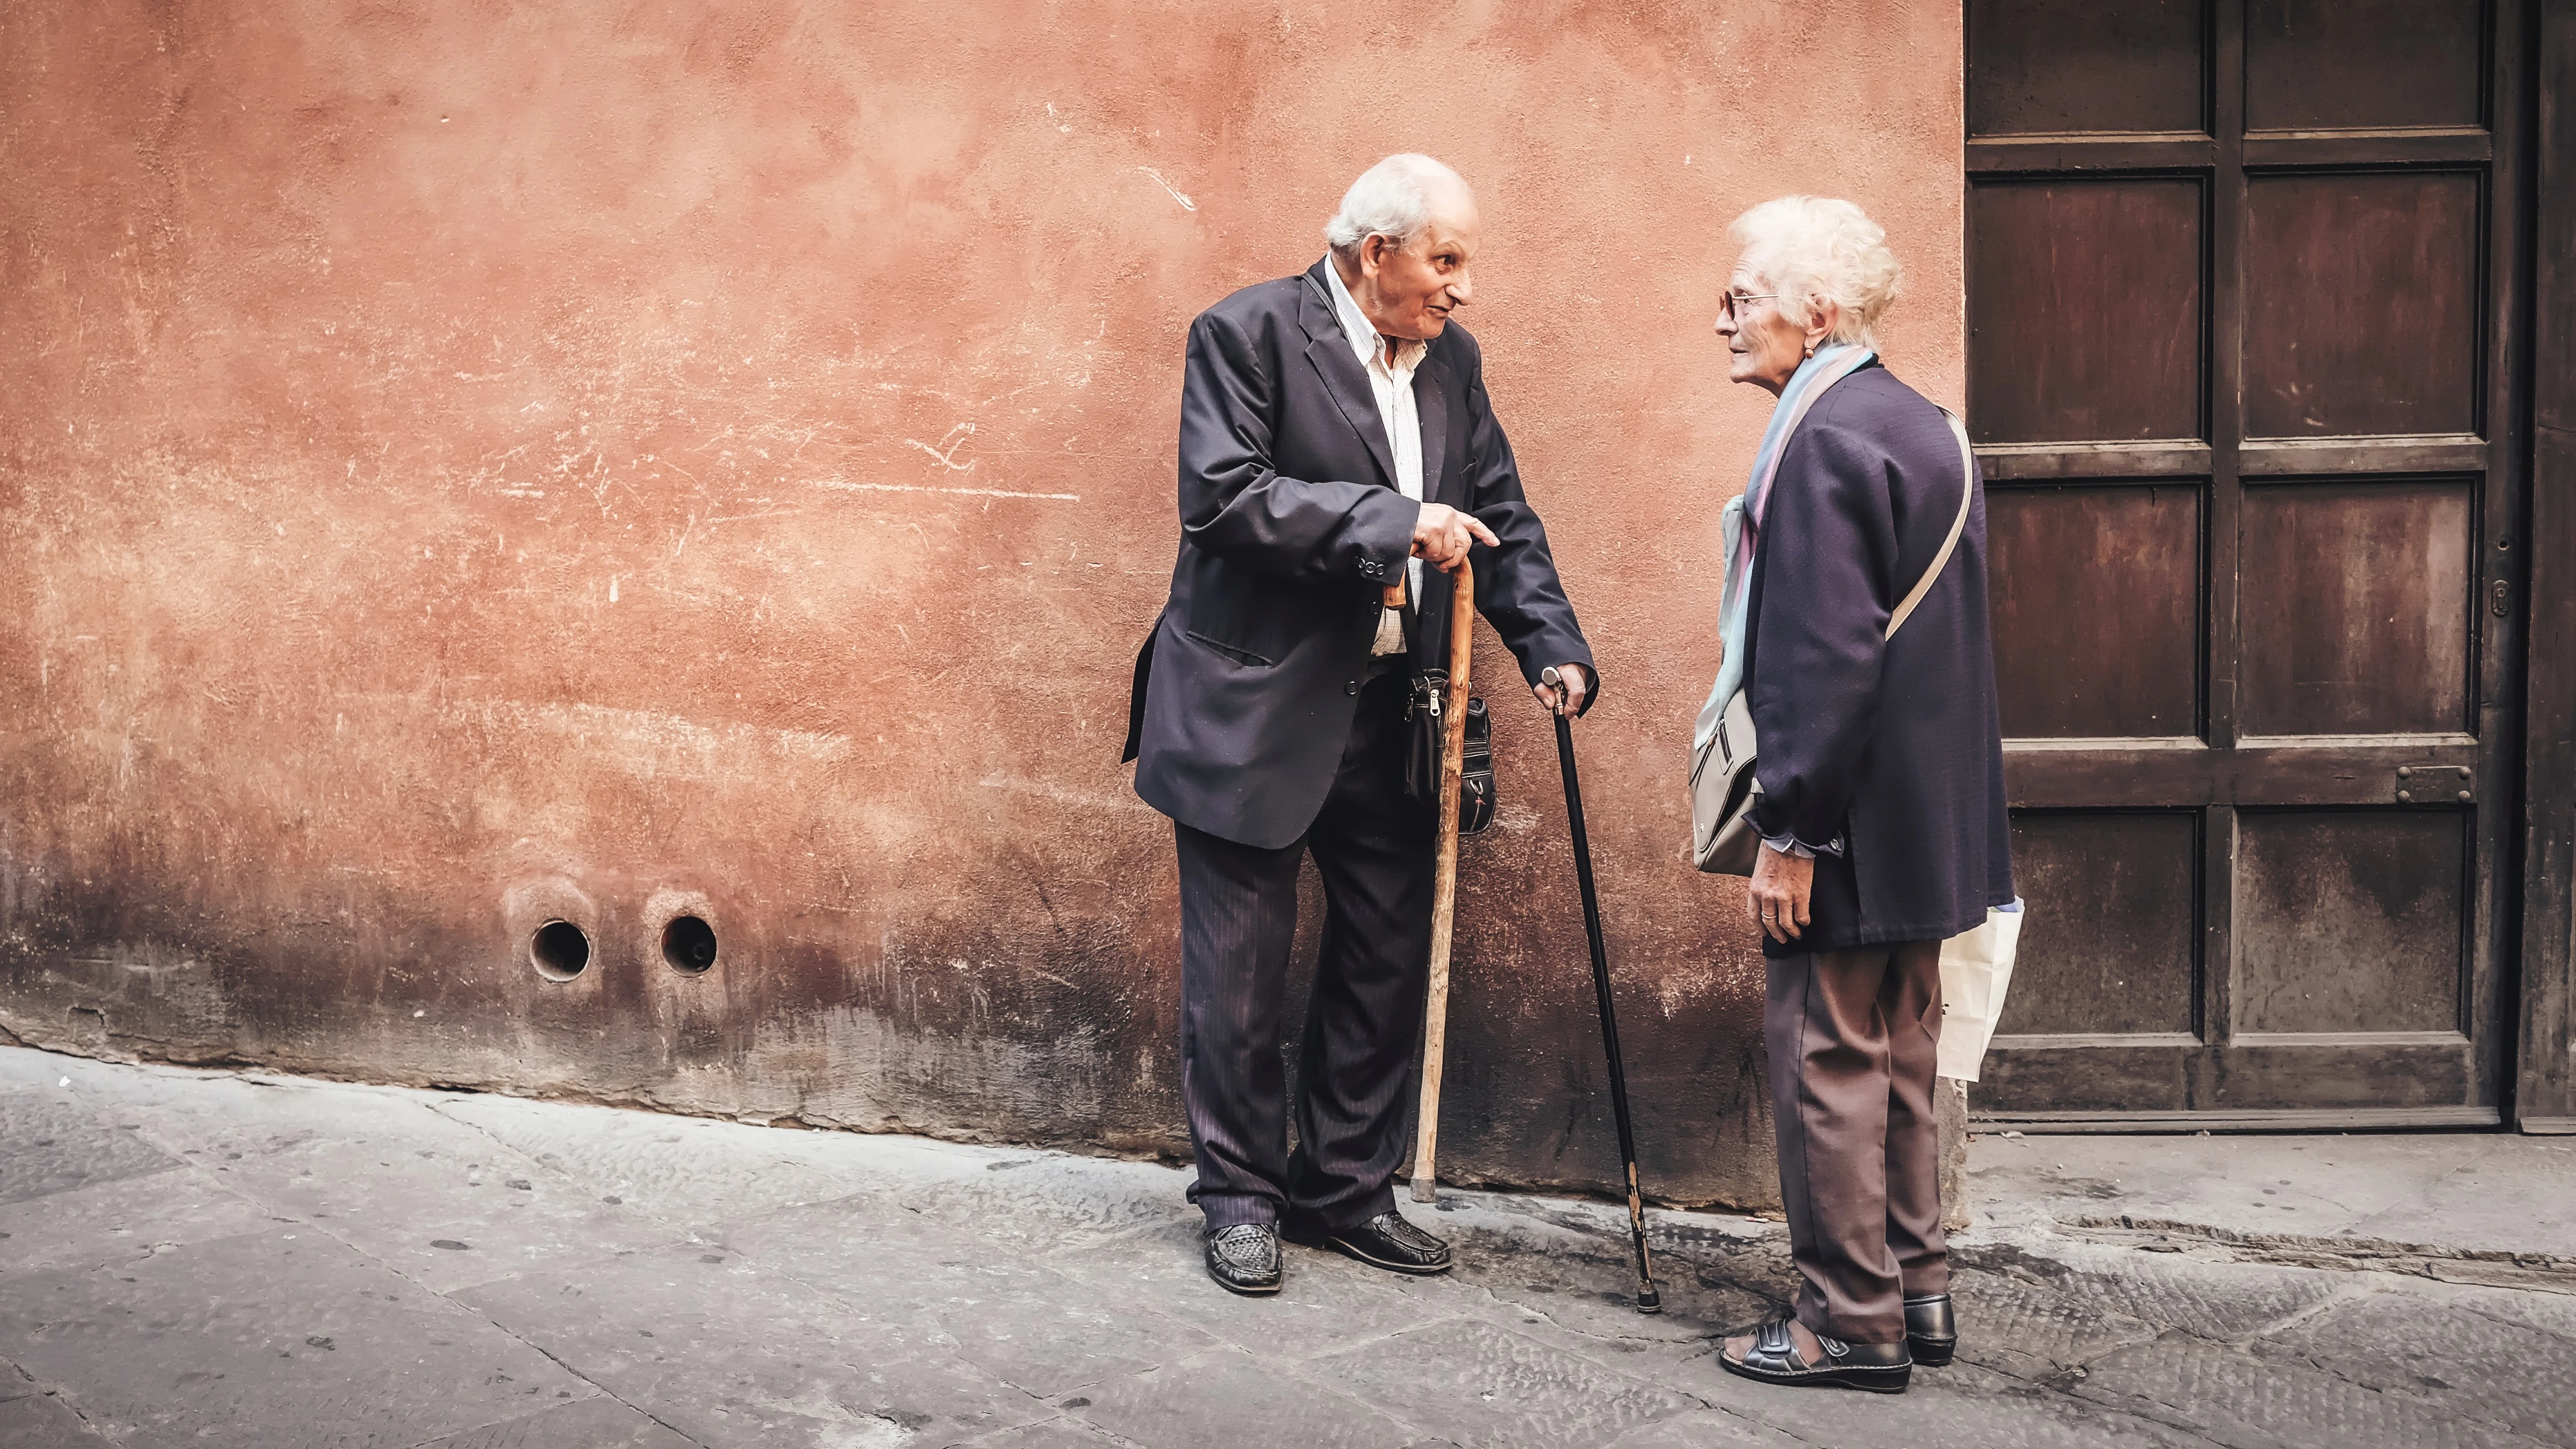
[{"xmin": 1183, "ymin": 629, "xmax": 1275, "ymax": 668}]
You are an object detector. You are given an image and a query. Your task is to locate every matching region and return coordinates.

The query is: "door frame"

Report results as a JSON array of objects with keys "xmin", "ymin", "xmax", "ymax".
[{"xmin": 2516, "ymin": 0, "xmax": 2576, "ymax": 1133}]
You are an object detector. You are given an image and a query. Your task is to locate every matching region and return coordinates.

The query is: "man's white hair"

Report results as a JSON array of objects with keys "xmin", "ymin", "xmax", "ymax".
[
  {"xmin": 1728, "ymin": 196, "xmax": 1903, "ymax": 348},
  {"xmin": 1324, "ymin": 154, "xmax": 1470, "ymax": 260}
]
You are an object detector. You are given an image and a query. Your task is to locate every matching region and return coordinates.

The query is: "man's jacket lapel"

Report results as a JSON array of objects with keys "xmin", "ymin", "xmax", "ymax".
[
  {"xmin": 1298, "ymin": 262, "xmax": 1399, "ymax": 490},
  {"xmin": 1414, "ymin": 351, "xmax": 1449, "ymax": 508}
]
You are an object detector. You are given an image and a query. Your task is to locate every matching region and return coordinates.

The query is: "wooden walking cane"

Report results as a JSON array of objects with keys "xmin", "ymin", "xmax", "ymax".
[{"xmin": 1410, "ymin": 558, "xmax": 1475, "ymax": 1205}]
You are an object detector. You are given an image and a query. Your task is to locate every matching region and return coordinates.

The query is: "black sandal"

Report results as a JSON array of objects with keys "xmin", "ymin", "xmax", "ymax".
[{"xmin": 1718, "ymin": 1318, "xmax": 1912, "ymax": 1394}]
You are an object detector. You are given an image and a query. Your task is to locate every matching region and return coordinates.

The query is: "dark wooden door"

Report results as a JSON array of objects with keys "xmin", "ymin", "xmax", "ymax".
[{"xmin": 1965, "ymin": 0, "xmax": 2531, "ymax": 1127}]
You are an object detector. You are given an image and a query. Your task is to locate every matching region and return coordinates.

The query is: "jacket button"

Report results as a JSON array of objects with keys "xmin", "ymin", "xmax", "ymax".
[{"xmin": 1345, "ymin": 680, "xmax": 1359, "ymax": 695}]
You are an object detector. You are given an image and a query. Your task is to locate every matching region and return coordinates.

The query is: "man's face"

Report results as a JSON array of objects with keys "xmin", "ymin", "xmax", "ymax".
[{"xmin": 1358, "ymin": 191, "xmax": 1479, "ymax": 341}]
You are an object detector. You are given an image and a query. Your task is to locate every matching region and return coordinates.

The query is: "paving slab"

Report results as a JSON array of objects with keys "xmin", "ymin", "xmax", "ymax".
[
  {"xmin": 1308, "ymin": 1317, "xmax": 1699, "ymax": 1449},
  {"xmin": 1971, "ymin": 1131, "xmax": 2576, "ymax": 1259},
  {"xmin": 1430, "ymin": 1196, "xmax": 1788, "ymax": 1354},
  {"xmin": 1701, "ymin": 1360, "xmax": 2217, "ymax": 1449},
  {"xmin": 1067, "ymin": 1343, "xmax": 1425, "ymax": 1449},
  {"xmin": 0, "ymin": 1053, "xmax": 96, "ymax": 1094},
  {"xmin": 1598, "ymin": 1409, "xmax": 1804, "ymax": 1447},
  {"xmin": 1957, "ymin": 1238, "xmax": 2345, "ymax": 1342},
  {"xmin": 951, "ymin": 1419, "xmax": 1128, "ymax": 1449},
  {"xmin": 0, "ymin": 1165, "xmax": 276, "ymax": 1279},
  {"xmin": 2075, "ymin": 1328, "xmax": 2556, "ymax": 1449},
  {"xmin": 427, "ymin": 1094, "xmax": 884, "ymax": 1226},
  {"xmin": 2419, "ymin": 1276, "xmax": 2576, "ymax": 1340},
  {"xmin": 2247, "ymin": 1286, "xmax": 2576, "ymax": 1447},
  {"xmin": 455, "ymin": 1237, "xmax": 1050, "ymax": 1448},
  {"xmin": 886, "ymin": 1154, "xmax": 1208, "ymax": 1254},
  {"xmin": 1049, "ymin": 1215, "xmax": 1480, "ymax": 1363},
  {"xmin": 407, "ymin": 1393, "xmax": 701, "ymax": 1449},
  {"xmin": 0, "ymin": 1391, "xmax": 110, "ymax": 1448},
  {"xmin": 82, "ymin": 1072, "xmax": 677, "ymax": 1292},
  {"xmin": 2346, "ymin": 1140, "xmax": 2576, "ymax": 1252},
  {"xmin": 696, "ymin": 1192, "xmax": 1224, "ymax": 1398},
  {"xmin": 0, "ymin": 1228, "xmax": 597, "ymax": 1449},
  {"xmin": 1939, "ymin": 1267, "xmax": 2161, "ymax": 1381},
  {"xmin": 0, "ymin": 1093, "xmax": 183, "ymax": 1206}
]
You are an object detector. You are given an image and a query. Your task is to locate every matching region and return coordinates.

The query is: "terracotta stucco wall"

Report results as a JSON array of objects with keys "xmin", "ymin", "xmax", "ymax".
[{"xmin": 0, "ymin": 1, "xmax": 1963, "ymax": 1208}]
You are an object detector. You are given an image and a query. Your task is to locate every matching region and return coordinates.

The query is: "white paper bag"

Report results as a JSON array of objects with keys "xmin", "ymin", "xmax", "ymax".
[{"xmin": 1936, "ymin": 898, "xmax": 2024, "ymax": 1083}]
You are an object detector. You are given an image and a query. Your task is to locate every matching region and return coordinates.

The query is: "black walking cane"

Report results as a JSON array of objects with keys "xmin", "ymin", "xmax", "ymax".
[{"xmin": 1540, "ymin": 666, "xmax": 1661, "ymax": 1314}]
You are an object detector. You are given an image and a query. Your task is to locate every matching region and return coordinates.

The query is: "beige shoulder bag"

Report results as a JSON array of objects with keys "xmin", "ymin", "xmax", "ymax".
[{"xmin": 1689, "ymin": 407, "xmax": 1979, "ymax": 874}]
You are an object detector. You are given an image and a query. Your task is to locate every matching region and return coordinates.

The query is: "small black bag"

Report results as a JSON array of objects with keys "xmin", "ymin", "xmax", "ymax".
[
  {"xmin": 1459, "ymin": 697, "xmax": 1494, "ymax": 835},
  {"xmin": 1403, "ymin": 673, "xmax": 1495, "ymax": 836}
]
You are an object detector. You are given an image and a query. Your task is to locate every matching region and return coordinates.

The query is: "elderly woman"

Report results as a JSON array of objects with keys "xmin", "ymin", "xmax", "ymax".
[{"xmin": 1705, "ymin": 197, "xmax": 2013, "ymax": 1394}]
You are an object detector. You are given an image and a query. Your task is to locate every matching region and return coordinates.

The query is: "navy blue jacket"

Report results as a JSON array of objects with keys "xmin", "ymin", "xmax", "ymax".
[
  {"xmin": 1123, "ymin": 260, "xmax": 1595, "ymax": 849},
  {"xmin": 1743, "ymin": 362, "xmax": 2014, "ymax": 955}
]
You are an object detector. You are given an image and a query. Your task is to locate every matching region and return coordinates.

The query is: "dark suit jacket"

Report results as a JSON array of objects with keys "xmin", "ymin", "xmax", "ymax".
[
  {"xmin": 1123, "ymin": 260, "xmax": 1595, "ymax": 849},
  {"xmin": 1742, "ymin": 362, "xmax": 2014, "ymax": 956}
]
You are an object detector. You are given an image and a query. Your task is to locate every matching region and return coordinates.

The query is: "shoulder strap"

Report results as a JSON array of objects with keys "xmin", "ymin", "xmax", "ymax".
[{"xmin": 1885, "ymin": 406, "xmax": 1977, "ymax": 640}]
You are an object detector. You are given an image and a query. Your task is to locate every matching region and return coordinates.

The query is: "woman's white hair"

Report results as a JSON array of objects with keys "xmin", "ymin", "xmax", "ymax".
[
  {"xmin": 1728, "ymin": 196, "xmax": 1903, "ymax": 348},
  {"xmin": 1324, "ymin": 154, "xmax": 1468, "ymax": 260}
]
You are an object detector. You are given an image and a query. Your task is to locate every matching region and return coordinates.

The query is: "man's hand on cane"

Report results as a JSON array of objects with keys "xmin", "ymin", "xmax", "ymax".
[
  {"xmin": 1414, "ymin": 504, "xmax": 1584, "ymax": 716},
  {"xmin": 1748, "ymin": 847, "xmax": 1814, "ymax": 945},
  {"xmin": 1412, "ymin": 503, "xmax": 1498, "ymax": 572},
  {"xmin": 1536, "ymin": 663, "xmax": 1590, "ymax": 717}
]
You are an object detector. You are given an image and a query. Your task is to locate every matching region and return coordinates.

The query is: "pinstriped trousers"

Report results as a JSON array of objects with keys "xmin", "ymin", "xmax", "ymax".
[
  {"xmin": 1175, "ymin": 670, "xmax": 1434, "ymax": 1231},
  {"xmin": 1766, "ymin": 939, "xmax": 1949, "ymax": 1344}
]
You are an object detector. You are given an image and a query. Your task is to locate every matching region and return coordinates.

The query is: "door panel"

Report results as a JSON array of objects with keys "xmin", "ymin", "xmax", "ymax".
[
  {"xmin": 1999, "ymin": 811, "xmax": 2200, "ymax": 1036},
  {"xmin": 2237, "ymin": 480, "xmax": 2476, "ymax": 735},
  {"xmin": 1968, "ymin": 179, "xmax": 2205, "ymax": 443},
  {"xmin": 1968, "ymin": 0, "xmax": 2208, "ymax": 136},
  {"xmin": 1965, "ymin": 0, "xmax": 2526, "ymax": 1127},
  {"xmin": 2243, "ymin": 172, "xmax": 2483, "ymax": 438},
  {"xmin": 1989, "ymin": 485, "xmax": 2203, "ymax": 737},
  {"xmin": 2234, "ymin": 809, "xmax": 2469, "ymax": 1035},
  {"xmin": 2244, "ymin": 0, "xmax": 2486, "ymax": 132}
]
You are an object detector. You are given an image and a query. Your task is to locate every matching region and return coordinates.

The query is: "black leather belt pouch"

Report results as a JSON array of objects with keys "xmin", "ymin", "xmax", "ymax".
[{"xmin": 1403, "ymin": 673, "xmax": 1494, "ymax": 836}]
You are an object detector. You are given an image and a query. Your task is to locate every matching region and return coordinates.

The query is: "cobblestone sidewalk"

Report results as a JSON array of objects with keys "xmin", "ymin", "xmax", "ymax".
[{"xmin": 2, "ymin": 1045, "xmax": 2571, "ymax": 1448}]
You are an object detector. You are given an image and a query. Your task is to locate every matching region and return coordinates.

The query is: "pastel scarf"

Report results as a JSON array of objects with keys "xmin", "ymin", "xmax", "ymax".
[{"xmin": 1693, "ymin": 343, "xmax": 1875, "ymax": 753}]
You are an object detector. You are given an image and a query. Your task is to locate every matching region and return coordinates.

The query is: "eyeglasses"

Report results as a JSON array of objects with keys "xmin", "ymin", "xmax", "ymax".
[{"xmin": 1719, "ymin": 291, "xmax": 1780, "ymax": 324}]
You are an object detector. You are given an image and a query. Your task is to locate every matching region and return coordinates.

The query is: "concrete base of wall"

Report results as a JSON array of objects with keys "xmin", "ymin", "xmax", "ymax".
[{"xmin": 0, "ymin": 995, "xmax": 1975, "ymax": 1224}]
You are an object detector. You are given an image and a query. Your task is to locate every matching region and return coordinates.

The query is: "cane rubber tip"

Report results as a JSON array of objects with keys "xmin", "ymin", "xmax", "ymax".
[
  {"xmin": 1410, "ymin": 1177, "xmax": 1438, "ymax": 1205},
  {"xmin": 1636, "ymin": 1289, "xmax": 1662, "ymax": 1314}
]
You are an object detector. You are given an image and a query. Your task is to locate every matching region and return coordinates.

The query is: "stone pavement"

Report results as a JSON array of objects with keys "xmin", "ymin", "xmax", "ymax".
[
  {"xmin": 1972, "ymin": 1126, "xmax": 2576, "ymax": 1271},
  {"xmin": 3, "ymin": 1045, "xmax": 2572, "ymax": 1449}
]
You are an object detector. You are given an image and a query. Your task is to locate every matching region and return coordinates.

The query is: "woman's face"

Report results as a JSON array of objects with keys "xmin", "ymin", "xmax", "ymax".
[{"xmin": 1714, "ymin": 258, "xmax": 1819, "ymax": 395}]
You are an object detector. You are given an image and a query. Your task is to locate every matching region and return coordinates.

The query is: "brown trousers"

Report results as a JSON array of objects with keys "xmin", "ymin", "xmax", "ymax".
[{"xmin": 1764, "ymin": 939, "xmax": 1948, "ymax": 1344}]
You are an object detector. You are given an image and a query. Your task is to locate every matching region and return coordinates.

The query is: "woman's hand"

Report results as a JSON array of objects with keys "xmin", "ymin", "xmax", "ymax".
[{"xmin": 1747, "ymin": 848, "xmax": 1814, "ymax": 945}]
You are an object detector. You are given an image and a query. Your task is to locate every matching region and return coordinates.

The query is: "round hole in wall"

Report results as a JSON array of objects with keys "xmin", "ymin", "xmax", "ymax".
[
  {"xmin": 661, "ymin": 915, "xmax": 719, "ymax": 974},
  {"xmin": 530, "ymin": 920, "xmax": 592, "ymax": 981}
]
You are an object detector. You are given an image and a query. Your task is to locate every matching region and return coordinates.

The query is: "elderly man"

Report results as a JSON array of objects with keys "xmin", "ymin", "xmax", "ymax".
[{"xmin": 1122, "ymin": 154, "xmax": 1598, "ymax": 1294}]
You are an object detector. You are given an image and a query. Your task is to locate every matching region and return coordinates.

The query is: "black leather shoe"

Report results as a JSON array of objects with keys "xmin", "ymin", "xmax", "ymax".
[
  {"xmin": 1718, "ymin": 1318, "xmax": 1911, "ymax": 1394},
  {"xmin": 1203, "ymin": 1223, "xmax": 1281, "ymax": 1295},
  {"xmin": 1287, "ymin": 1210, "xmax": 1453, "ymax": 1275},
  {"xmin": 1904, "ymin": 1294, "xmax": 1957, "ymax": 1367}
]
